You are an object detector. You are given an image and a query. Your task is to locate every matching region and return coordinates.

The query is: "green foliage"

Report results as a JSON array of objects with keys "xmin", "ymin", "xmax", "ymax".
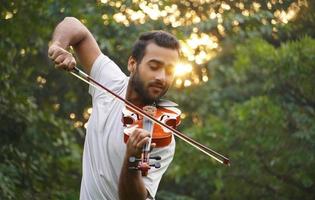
[
  {"xmin": 0, "ymin": 1, "xmax": 87, "ymax": 199},
  {"xmin": 166, "ymin": 37, "xmax": 315, "ymax": 199},
  {"xmin": 0, "ymin": 85, "xmax": 81, "ymax": 199}
]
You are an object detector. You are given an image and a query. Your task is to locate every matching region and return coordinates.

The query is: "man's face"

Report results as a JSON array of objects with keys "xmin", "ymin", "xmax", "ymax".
[{"xmin": 129, "ymin": 42, "xmax": 179, "ymax": 104}]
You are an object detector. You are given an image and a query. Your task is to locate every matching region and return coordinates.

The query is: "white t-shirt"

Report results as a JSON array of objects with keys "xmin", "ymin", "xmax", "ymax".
[{"xmin": 80, "ymin": 54, "xmax": 176, "ymax": 200}]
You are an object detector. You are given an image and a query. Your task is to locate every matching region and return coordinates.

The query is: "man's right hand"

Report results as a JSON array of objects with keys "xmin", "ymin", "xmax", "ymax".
[
  {"xmin": 48, "ymin": 17, "xmax": 101, "ymax": 74},
  {"xmin": 48, "ymin": 43, "xmax": 76, "ymax": 71}
]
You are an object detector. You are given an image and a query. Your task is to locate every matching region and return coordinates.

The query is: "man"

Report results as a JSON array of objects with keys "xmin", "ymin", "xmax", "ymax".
[{"xmin": 48, "ymin": 17, "xmax": 180, "ymax": 200}]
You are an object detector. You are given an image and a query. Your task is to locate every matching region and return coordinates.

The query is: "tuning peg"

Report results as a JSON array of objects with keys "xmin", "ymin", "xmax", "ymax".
[
  {"xmin": 149, "ymin": 156, "xmax": 161, "ymax": 160},
  {"xmin": 129, "ymin": 156, "xmax": 141, "ymax": 163},
  {"xmin": 128, "ymin": 166, "xmax": 139, "ymax": 170},
  {"xmin": 150, "ymin": 162, "xmax": 161, "ymax": 169}
]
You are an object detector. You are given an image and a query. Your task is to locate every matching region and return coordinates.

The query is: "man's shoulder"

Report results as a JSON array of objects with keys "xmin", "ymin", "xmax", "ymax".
[{"xmin": 156, "ymin": 99, "xmax": 178, "ymax": 107}]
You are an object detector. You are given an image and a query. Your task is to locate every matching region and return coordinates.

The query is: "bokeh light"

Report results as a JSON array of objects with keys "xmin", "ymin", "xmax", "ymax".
[{"xmin": 174, "ymin": 63, "xmax": 193, "ymax": 77}]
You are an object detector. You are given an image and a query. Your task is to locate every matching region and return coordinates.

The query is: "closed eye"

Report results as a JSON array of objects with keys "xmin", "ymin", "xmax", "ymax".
[{"xmin": 149, "ymin": 64, "xmax": 159, "ymax": 70}]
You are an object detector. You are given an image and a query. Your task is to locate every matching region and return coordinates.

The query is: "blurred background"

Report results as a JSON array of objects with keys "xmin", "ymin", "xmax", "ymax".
[{"xmin": 1, "ymin": 0, "xmax": 315, "ymax": 199}]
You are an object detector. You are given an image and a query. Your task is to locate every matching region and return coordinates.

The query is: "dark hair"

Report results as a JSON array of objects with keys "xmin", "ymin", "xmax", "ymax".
[{"xmin": 131, "ymin": 30, "xmax": 180, "ymax": 64}]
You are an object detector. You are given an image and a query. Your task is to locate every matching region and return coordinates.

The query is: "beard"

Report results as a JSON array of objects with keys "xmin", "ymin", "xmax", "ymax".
[{"xmin": 130, "ymin": 68, "xmax": 168, "ymax": 105}]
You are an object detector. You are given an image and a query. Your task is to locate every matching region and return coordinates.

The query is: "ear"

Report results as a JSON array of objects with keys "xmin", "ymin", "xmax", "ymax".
[{"xmin": 127, "ymin": 56, "xmax": 137, "ymax": 73}]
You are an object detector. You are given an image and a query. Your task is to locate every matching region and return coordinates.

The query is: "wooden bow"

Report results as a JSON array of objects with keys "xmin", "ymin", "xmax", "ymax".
[{"xmin": 70, "ymin": 67, "xmax": 230, "ymax": 166}]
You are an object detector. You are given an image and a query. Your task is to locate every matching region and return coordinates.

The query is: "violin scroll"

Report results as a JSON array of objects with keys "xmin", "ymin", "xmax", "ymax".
[{"xmin": 128, "ymin": 155, "xmax": 161, "ymax": 176}]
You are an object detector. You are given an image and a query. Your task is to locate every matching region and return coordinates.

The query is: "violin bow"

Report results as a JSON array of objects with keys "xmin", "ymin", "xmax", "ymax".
[{"xmin": 70, "ymin": 67, "xmax": 230, "ymax": 166}]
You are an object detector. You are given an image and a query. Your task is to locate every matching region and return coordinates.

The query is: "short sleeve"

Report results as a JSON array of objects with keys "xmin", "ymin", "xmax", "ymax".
[
  {"xmin": 143, "ymin": 136, "xmax": 176, "ymax": 199},
  {"xmin": 88, "ymin": 54, "xmax": 127, "ymax": 101}
]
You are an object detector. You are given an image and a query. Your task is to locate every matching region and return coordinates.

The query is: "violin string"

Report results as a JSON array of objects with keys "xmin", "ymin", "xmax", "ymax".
[{"xmin": 70, "ymin": 67, "xmax": 230, "ymax": 165}]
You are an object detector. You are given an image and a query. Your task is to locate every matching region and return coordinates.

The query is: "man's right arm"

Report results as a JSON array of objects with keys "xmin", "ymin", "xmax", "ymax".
[{"xmin": 48, "ymin": 17, "xmax": 101, "ymax": 74}]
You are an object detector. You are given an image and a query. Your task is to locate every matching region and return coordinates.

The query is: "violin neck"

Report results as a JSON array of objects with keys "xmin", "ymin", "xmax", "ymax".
[{"xmin": 143, "ymin": 117, "xmax": 153, "ymax": 153}]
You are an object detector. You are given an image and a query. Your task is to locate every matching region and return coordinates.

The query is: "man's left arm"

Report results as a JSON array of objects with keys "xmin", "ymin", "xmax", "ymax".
[{"xmin": 118, "ymin": 128, "xmax": 151, "ymax": 200}]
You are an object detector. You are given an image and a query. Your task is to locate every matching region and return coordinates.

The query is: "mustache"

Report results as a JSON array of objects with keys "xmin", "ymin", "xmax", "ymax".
[{"xmin": 148, "ymin": 80, "xmax": 166, "ymax": 89}]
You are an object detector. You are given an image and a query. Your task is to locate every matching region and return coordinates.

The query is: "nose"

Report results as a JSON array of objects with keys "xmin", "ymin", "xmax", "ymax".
[{"xmin": 155, "ymin": 68, "xmax": 166, "ymax": 83}]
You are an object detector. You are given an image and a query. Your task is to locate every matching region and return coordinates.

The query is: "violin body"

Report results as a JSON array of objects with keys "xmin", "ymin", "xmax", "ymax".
[{"xmin": 122, "ymin": 101, "xmax": 181, "ymax": 148}]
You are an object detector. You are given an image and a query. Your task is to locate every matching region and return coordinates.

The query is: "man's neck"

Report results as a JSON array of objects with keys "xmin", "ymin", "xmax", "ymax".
[
  {"xmin": 126, "ymin": 83, "xmax": 155, "ymax": 106},
  {"xmin": 126, "ymin": 83, "xmax": 144, "ymax": 106}
]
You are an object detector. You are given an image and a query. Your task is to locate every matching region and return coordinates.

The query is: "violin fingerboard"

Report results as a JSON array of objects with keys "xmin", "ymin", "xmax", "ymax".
[{"xmin": 143, "ymin": 118, "xmax": 154, "ymax": 132}]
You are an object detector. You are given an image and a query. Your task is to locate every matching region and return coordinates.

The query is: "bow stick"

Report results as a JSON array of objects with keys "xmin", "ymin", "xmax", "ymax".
[{"xmin": 70, "ymin": 67, "xmax": 230, "ymax": 166}]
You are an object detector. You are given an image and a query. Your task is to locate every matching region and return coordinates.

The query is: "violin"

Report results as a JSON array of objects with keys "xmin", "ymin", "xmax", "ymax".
[{"xmin": 122, "ymin": 102, "xmax": 181, "ymax": 176}]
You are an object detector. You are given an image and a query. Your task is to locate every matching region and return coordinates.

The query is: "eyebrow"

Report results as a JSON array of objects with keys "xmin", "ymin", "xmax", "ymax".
[
  {"xmin": 148, "ymin": 59, "xmax": 175, "ymax": 69},
  {"xmin": 148, "ymin": 59, "xmax": 165, "ymax": 65}
]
